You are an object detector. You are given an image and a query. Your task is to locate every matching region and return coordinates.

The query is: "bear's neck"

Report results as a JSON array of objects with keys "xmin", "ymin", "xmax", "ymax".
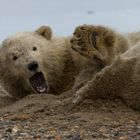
[
  {"xmin": 42, "ymin": 38, "xmax": 80, "ymax": 94},
  {"xmin": 45, "ymin": 38, "xmax": 91, "ymax": 94}
]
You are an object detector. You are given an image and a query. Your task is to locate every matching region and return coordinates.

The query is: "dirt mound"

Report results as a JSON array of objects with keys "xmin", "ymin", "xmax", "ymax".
[{"xmin": 0, "ymin": 91, "xmax": 140, "ymax": 140}]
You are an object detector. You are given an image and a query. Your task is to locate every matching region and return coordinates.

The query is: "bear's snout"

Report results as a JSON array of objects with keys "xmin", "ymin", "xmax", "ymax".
[{"xmin": 27, "ymin": 61, "xmax": 38, "ymax": 71}]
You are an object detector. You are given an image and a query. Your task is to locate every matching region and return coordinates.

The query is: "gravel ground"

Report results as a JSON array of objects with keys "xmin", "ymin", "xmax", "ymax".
[{"xmin": 0, "ymin": 92, "xmax": 140, "ymax": 140}]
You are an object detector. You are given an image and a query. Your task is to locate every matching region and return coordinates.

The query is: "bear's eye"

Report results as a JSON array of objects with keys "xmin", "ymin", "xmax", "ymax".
[
  {"xmin": 33, "ymin": 46, "xmax": 37, "ymax": 51},
  {"xmin": 13, "ymin": 56, "xmax": 18, "ymax": 61}
]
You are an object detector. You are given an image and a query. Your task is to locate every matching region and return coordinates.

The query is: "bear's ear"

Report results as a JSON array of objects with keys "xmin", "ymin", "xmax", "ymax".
[{"xmin": 35, "ymin": 26, "xmax": 52, "ymax": 40}]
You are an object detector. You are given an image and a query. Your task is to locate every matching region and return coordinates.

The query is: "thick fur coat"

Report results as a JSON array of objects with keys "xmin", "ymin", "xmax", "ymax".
[
  {"xmin": 0, "ymin": 26, "xmax": 93, "ymax": 99},
  {"xmin": 70, "ymin": 25, "xmax": 140, "ymax": 110}
]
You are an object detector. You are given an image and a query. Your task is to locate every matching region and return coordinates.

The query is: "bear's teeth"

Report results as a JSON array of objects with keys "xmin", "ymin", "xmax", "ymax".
[
  {"xmin": 37, "ymin": 86, "xmax": 46, "ymax": 93},
  {"xmin": 30, "ymin": 72, "xmax": 47, "ymax": 93}
]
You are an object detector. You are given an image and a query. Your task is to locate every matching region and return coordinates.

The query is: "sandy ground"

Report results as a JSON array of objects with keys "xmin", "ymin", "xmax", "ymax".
[{"xmin": 0, "ymin": 90, "xmax": 140, "ymax": 140}]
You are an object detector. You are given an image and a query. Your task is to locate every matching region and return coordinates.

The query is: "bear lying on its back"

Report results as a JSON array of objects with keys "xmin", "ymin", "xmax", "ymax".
[
  {"xmin": 0, "ymin": 26, "xmax": 93, "ymax": 100},
  {"xmin": 70, "ymin": 25, "xmax": 140, "ymax": 110}
]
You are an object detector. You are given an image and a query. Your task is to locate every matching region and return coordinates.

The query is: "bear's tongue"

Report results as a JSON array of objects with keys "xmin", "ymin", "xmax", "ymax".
[{"xmin": 29, "ymin": 72, "xmax": 47, "ymax": 93}]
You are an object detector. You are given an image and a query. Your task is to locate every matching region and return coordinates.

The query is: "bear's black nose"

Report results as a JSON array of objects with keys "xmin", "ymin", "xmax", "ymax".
[{"xmin": 27, "ymin": 61, "xmax": 38, "ymax": 71}]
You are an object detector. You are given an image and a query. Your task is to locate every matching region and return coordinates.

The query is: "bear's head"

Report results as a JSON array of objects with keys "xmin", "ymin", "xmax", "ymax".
[{"xmin": 0, "ymin": 26, "xmax": 53, "ymax": 98}]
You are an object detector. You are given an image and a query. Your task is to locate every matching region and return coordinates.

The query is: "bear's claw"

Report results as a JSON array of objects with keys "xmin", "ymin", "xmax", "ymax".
[{"xmin": 67, "ymin": 92, "xmax": 84, "ymax": 110}]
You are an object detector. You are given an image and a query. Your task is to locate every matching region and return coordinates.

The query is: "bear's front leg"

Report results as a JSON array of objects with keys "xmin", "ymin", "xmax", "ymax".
[
  {"xmin": 71, "ymin": 87, "xmax": 87, "ymax": 106},
  {"xmin": 70, "ymin": 65, "xmax": 113, "ymax": 108},
  {"xmin": 70, "ymin": 25, "xmax": 94, "ymax": 58},
  {"xmin": 70, "ymin": 71, "xmax": 102, "ymax": 108}
]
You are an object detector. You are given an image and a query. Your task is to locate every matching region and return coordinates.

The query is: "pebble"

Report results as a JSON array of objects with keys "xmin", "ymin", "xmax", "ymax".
[
  {"xmin": 70, "ymin": 134, "xmax": 82, "ymax": 140},
  {"xmin": 99, "ymin": 126, "xmax": 108, "ymax": 133},
  {"xmin": 5, "ymin": 128, "xmax": 12, "ymax": 133},
  {"xmin": 12, "ymin": 126, "xmax": 19, "ymax": 134},
  {"xmin": 20, "ymin": 132, "xmax": 28, "ymax": 136},
  {"xmin": 0, "ymin": 134, "xmax": 2, "ymax": 138},
  {"xmin": 119, "ymin": 136, "xmax": 128, "ymax": 140},
  {"xmin": 63, "ymin": 131, "xmax": 72, "ymax": 138},
  {"xmin": 38, "ymin": 128, "xmax": 46, "ymax": 133}
]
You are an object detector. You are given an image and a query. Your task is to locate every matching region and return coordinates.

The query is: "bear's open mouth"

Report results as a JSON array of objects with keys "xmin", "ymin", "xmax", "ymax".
[{"xmin": 29, "ymin": 72, "xmax": 47, "ymax": 93}]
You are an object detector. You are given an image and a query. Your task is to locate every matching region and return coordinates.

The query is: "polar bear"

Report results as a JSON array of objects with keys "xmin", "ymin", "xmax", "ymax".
[
  {"xmin": 70, "ymin": 25, "xmax": 140, "ymax": 110},
  {"xmin": 0, "ymin": 26, "xmax": 93, "ymax": 100}
]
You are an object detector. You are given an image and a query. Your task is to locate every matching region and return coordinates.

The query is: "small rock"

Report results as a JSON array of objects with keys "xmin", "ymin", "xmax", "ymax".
[
  {"xmin": 102, "ymin": 133, "xmax": 110, "ymax": 138},
  {"xmin": 69, "ymin": 134, "xmax": 82, "ymax": 140},
  {"xmin": 55, "ymin": 135, "xmax": 61, "ymax": 140},
  {"xmin": 63, "ymin": 131, "xmax": 72, "ymax": 138},
  {"xmin": 12, "ymin": 125, "xmax": 20, "ymax": 134},
  {"xmin": 38, "ymin": 128, "xmax": 46, "ymax": 133},
  {"xmin": 6, "ymin": 128, "xmax": 12, "ymax": 133},
  {"xmin": 0, "ymin": 134, "xmax": 2, "ymax": 138},
  {"xmin": 119, "ymin": 136, "xmax": 128, "ymax": 140},
  {"xmin": 11, "ymin": 114, "xmax": 31, "ymax": 121},
  {"xmin": 129, "ymin": 120, "xmax": 135, "ymax": 124},
  {"xmin": 44, "ymin": 134, "xmax": 54, "ymax": 139},
  {"xmin": 99, "ymin": 126, "xmax": 108, "ymax": 133},
  {"xmin": 20, "ymin": 132, "xmax": 29, "ymax": 136}
]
